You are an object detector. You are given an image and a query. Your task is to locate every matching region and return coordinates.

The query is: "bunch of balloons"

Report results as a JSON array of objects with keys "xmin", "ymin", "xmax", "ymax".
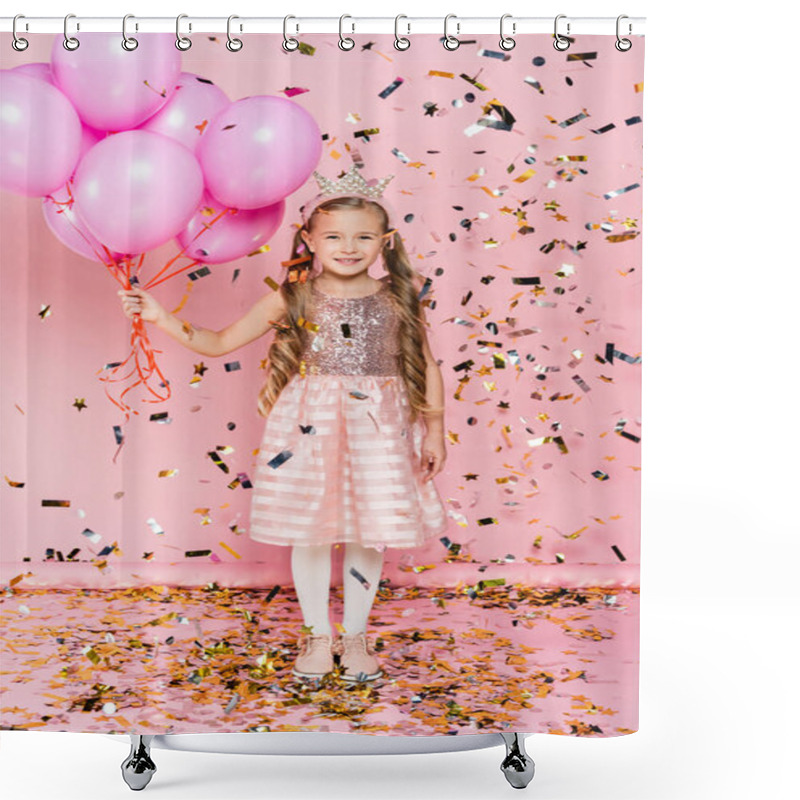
[
  {"xmin": 0, "ymin": 33, "xmax": 322, "ymax": 427},
  {"xmin": 1, "ymin": 32, "xmax": 322, "ymax": 264}
]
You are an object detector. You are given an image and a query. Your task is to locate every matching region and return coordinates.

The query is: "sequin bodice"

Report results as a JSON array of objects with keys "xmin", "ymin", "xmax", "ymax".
[{"xmin": 300, "ymin": 281, "xmax": 402, "ymax": 376}]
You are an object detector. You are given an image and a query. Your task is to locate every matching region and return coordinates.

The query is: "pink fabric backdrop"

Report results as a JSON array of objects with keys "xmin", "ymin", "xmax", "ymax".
[
  {"xmin": 1, "ymin": 33, "xmax": 642, "ymax": 591},
  {"xmin": 0, "ymin": 30, "xmax": 643, "ymax": 739}
]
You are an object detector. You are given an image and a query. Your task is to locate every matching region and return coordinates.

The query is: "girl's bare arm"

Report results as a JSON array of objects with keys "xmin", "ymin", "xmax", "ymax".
[{"xmin": 154, "ymin": 290, "xmax": 285, "ymax": 357}]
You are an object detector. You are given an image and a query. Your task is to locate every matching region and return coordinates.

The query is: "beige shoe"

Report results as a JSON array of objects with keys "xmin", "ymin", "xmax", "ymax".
[
  {"xmin": 335, "ymin": 632, "xmax": 383, "ymax": 683},
  {"xmin": 292, "ymin": 633, "xmax": 334, "ymax": 679}
]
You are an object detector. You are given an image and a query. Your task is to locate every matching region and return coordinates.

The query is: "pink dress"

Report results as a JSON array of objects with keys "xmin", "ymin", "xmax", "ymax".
[{"xmin": 249, "ymin": 280, "xmax": 449, "ymax": 550}]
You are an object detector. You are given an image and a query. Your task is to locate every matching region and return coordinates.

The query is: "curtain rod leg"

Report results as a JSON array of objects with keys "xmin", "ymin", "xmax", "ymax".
[
  {"xmin": 121, "ymin": 734, "xmax": 157, "ymax": 791},
  {"xmin": 499, "ymin": 733, "xmax": 536, "ymax": 789}
]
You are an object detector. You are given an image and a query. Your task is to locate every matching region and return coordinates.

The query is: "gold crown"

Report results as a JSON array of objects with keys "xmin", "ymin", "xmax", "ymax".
[{"xmin": 311, "ymin": 164, "xmax": 394, "ymax": 199}]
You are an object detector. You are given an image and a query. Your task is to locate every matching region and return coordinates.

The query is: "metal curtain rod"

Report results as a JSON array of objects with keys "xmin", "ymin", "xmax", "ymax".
[{"xmin": 1, "ymin": 15, "xmax": 646, "ymax": 36}]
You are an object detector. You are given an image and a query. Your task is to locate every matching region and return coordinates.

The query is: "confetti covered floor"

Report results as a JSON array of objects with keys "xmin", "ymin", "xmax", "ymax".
[{"xmin": 0, "ymin": 583, "xmax": 638, "ymax": 737}]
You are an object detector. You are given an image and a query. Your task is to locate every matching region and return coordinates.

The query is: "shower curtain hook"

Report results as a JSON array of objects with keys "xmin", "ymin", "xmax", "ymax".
[
  {"xmin": 615, "ymin": 15, "xmax": 633, "ymax": 51},
  {"xmin": 339, "ymin": 15, "xmax": 355, "ymax": 51},
  {"xmin": 283, "ymin": 15, "xmax": 299, "ymax": 51},
  {"xmin": 553, "ymin": 14, "xmax": 570, "ymax": 51},
  {"xmin": 499, "ymin": 14, "xmax": 516, "ymax": 51},
  {"xmin": 443, "ymin": 14, "xmax": 460, "ymax": 51},
  {"xmin": 12, "ymin": 14, "xmax": 29, "ymax": 51},
  {"xmin": 394, "ymin": 14, "xmax": 410, "ymax": 51},
  {"xmin": 122, "ymin": 14, "xmax": 138, "ymax": 51},
  {"xmin": 63, "ymin": 13, "xmax": 79, "ymax": 50},
  {"xmin": 227, "ymin": 15, "xmax": 243, "ymax": 51},
  {"xmin": 176, "ymin": 14, "xmax": 192, "ymax": 51}
]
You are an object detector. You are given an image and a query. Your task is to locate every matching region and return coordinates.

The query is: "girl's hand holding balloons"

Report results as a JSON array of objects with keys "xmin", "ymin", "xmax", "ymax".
[{"xmin": 117, "ymin": 287, "xmax": 165, "ymax": 324}]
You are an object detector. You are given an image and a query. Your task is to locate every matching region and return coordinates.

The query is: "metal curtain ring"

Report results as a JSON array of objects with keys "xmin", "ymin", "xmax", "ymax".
[
  {"xmin": 12, "ymin": 14, "xmax": 29, "ymax": 51},
  {"xmin": 443, "ymin": 14, "xmax": 460, "ymax": 51},
  {"xmin": 283, "ymin": 15, "xmax": 299, "ymax": 51},
  {"xmin": 394, "ymin": 14, "xmax": 410, "ymax": 51},
  {"xmin": 122, "ymin": 14, "xmax": 138, "ymax": 51},
  {"xmin": 227, "ymin": 15, "xmax": 243, "ymax": 51},
  {"xmin": 339, "ymin": 15, "xmax": 355, "ymax": 51},
  {"xmin": 616, "ymin": 14, "xmax": 632, "ymax": 51},
  {"xmin": 553, "ymin": 14, "xmax": 570, "ymax": 51},
  {"xmin": 499, "ymin": 14, "xmax": 516, "ymax": 51},
  {"xmin": 176, "ymin": 14, "xmax": 192, "ymax": 51},
  {"xmin": 63, "ymin": 13, "xmax": 79, "ymax": 50}
]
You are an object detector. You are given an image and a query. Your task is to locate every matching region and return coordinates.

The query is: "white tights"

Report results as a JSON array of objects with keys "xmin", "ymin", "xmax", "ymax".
[{"xmin": 290, "ymin": 542, "xmax": 385, "ymax": 637}]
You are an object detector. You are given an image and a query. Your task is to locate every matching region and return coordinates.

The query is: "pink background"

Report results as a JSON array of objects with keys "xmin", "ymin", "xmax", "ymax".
[{"xmin": 0, "ymin": 33, "xmax": 643, "ymax": 591}]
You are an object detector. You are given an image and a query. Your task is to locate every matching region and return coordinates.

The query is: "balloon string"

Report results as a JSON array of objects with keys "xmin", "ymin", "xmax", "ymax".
[
  {"xmin": 45, "ymin": 183, "xmax": 121, "ymax": 270},
  {"xmin": 52, "ymin": 187, "xmax": 230, "ymax": 432},
  {"xmin": 142, "ymin": 206, "xmax": 233, "ymax": 290},
  {"xmin": 95, "ymin": 294, "xmax": 173, "ymax": 415},
  {"xmin": 142, "ymin": 258, "xmax": 201, "ymax": 290}
]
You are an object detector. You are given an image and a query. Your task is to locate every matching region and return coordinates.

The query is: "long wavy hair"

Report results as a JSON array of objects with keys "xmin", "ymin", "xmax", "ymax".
[{"xmin": 257, "ymin": 196, "xmax": 442, "ymax": 426}]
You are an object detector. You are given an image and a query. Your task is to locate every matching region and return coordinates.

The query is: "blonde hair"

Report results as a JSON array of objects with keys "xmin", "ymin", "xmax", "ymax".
[{"xmin": 257, "ymin": 196, "xmax": 440, "ymax": 426}]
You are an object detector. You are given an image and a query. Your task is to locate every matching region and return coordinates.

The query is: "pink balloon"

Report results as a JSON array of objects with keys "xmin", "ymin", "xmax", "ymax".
[
  {"xmin": 7, "ymin": 65, "xmax": 105, "ymax": 172},
  {"xmin": 10, "ymin": 62, "xmax": 55, "ymax": 85},
  {"xmin": 50, "ymin": 32, "xmax": 180, "ymax": 131},
  {"xmin": 72, "ymin": 130, "xmax": 205, "ymax": 254},
  {"xmin": 197, "ymin": 96, "xmax": 322, "ymax": 209},
  {"xmin": 138, "ymin": 72, "xmax": 230, "ymax": 155},
  {"xmin": 176, "ymin": 189, "xmax": 285, "ymax": 265},
  {"xmin": 0, "ymin": 70, "xmax": 83, "ymax": 197},
  {"xmin": 42, "ymin": 184, "xmax": 126, "ymax": 263},
  {"xmin": 76, "ymin": 124, "xmax": 105, "ymax": 166}
]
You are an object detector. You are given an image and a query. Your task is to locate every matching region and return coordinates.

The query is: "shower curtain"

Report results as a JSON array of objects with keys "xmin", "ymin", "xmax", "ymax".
[{"xmin": 0, "ymin": 29, "xmax": 643, "ymax": 738}]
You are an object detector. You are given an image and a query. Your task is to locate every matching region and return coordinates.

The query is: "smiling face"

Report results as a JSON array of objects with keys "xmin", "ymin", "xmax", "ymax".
[{"xmin": 301, "ymin": 205, "xmax": 386, "ymax": 281}]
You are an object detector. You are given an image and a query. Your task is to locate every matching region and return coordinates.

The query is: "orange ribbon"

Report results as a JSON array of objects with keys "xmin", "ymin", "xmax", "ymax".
[{"xmin": 50, "ymin": 183, "xmax": 232, "ymax": 437}]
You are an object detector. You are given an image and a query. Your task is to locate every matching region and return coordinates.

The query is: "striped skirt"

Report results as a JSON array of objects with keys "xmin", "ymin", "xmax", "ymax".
[{"xmin": 249, "ymin": 372, "xmax": 450, "ymax": 549}]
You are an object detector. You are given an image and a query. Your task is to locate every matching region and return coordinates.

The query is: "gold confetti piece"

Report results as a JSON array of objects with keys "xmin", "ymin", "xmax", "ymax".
[
  {"xmin": 157, "ymin": 469, "xmax": 179, "ymax": 478},
  {"xmin": 218, "ymin": 541, "xmax": 242, "ymax": 559},
  {"xmin": 461, "ymin": 74, "xmax": 489, "ymax": 91},
  {"xmin": 207, "ymin": 451, "xmax": 230, "ymax": 473},
  {"xmin": 296, "ymin": 316, "xmax": 320, "ymax": 333},
  {"xmin": 512, "ymin": 168, "xmax": 537, "ymax": 183},
  {"xmin": 566, "ymin": 51, "xmax": 598, "ymax": 63},
  {"xmin": 606, "ymin": 231, "xmax": 639, "ymax": 243}
]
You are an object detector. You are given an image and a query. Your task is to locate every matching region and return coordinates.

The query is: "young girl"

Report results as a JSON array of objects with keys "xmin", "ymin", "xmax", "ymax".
[{"xmin": 118, "ymin": 164, "xmax": 449, "ymax": 684}]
